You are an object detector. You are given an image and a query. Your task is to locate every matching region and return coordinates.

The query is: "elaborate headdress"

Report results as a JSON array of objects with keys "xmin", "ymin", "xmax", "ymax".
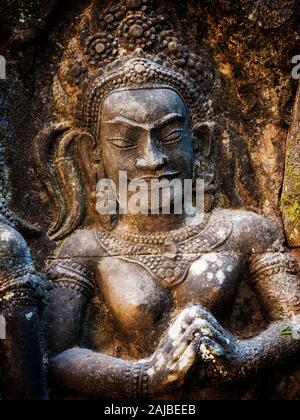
[
  {"xmin": 54, "ymin": 0, "xmax": 214, "ymax": 126},
  {"xmin": 82, "ymin": 52, "xmax": 204, "ymax": 137},
  {"xmin": 36, "ymin": 0, "xmax": 216, "ymax": 241}
]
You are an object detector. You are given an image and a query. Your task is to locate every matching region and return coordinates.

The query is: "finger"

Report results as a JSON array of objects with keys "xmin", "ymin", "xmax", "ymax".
[
  {"xmin": 172, "ymin": 319, "xmax": 229, "ymax": 362},
  {"xmin": 192, "ymin": 307, "xmax": 228, "ymax": 337},
  {"xmin": 167, "ymin": 306, "xmax": 200, "ymax": 339},
  {"xmin": 199, "ymin": 337, "xmax": 225, "ymax": 361},
  {"xmin": 157, "ymin": 307, "xmax": 200, "ymax": 353},
  {"xmin": 172, "ymin": 337, "xmax": 201, "ymax": 378},
  {"xmin": 158, "ymin": 306, "xmax": 231, "ymax": 357},
  {"xmin": 171, "ymin": 319, "xmax": 204, "ymax": 361},
  {"xmin": 179, "ymin": 305, "xmax": 227, "ymax": 339},
  {"xmin": 196, "ymin": 319, "xmax": 232, "ymax": 351}
]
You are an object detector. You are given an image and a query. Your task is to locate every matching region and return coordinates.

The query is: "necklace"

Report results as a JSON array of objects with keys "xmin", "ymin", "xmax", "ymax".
[{"xmin": 95, "ymin": 211, "xmax": 233, "ymax": 289}]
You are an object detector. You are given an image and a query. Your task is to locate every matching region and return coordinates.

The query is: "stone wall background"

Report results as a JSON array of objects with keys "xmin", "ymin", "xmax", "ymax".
[
  {"xmin": 0, "ymin": 0, "xmax": 300, "ymax": 399},
  {"xmin": 1, "ymin": 0, "xmax": 300, "ymax": 261}
]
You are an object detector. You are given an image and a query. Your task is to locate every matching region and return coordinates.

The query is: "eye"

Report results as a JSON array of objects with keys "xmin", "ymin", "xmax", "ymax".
[
  {"xmin": 107, "ymin": 138, "xmax": 137, "ymax": 150},
  {"xmin": 160, "ymin": 129, "xmax": 183, "ymax": 144}
]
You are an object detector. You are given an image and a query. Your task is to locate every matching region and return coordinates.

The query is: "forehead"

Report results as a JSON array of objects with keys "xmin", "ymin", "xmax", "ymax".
[{"xmin": 100, "ymin": 88, "xmax": 187, "ymax": 123}]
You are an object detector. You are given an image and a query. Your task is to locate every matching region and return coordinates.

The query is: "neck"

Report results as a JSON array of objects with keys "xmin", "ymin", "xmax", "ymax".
[{"xmin": 115, "ymin": 213, "xmax": 186, "ymax": 234}]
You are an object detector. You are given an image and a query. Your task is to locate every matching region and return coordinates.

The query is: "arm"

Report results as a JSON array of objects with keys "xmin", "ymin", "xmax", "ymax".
[
  {"xmin": 47, "ymin": 230, "xmax": 204, "ymax": 398},
  {"xmin": 46, "ymin": 261, "xmax": 96, "ymax": 356},
  {"xmin": 47, "ymin": 261, "xmax": 149, "ymax": 399},
  {"xmin": 241, "ymin": 249, "xmax": 300, "ymax": 376},
  {"xmin": 47, "ymin": 261, "xmax": 151, "ymax": 398},
  {"xmin": 0, "ymin": 224, "xmax": 47, "ymax": 400},
  {"xmin": 192, "ymin": 247, "xmax": 300, "ymax": 383},
  {"xmin": 51, "ymin": 348, "xmax": 152, "ymax": 399},
  {"xmin": 46, "ymin": 228, "xmax": 102, "ymax": 356},
  {"xmin": 48, "ymin": 282, "xmax": 203, "ymax": 399},
  {"xmin": 50, "ymin": 309, "xmax": 204, "ymax": 399}
]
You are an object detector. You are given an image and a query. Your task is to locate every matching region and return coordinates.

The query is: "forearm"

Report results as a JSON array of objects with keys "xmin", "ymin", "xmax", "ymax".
[
  {"xmin": 46, "ymin": 287, "xmax": 89, "ymax": 356},
  {"xmin": 0, "ymin": 282, "xmax": 47, "ymax": 400},
  {"xmin": 238, "ymin": 319, "xmax": 300, "ymax": 379},
  {"xmin": 50, "ymin": 306, "xmax": 206, "ymax": 400},
  {"xmin": 51, "ymin": 348, "xmax": 150, "ymax": 399},
  {"xmin": 242, "ymin": 251, "xmax": 300, "ymax": 378},
  {"xmin": 46, "ymin": 261, "xmax": 96, "ymax": 356}
]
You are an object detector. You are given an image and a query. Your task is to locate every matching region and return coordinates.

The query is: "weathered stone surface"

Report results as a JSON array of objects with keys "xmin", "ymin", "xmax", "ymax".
[
  {"xmin": 0, "ymin": 0, "xmax": 300, "ymax": 401},
  {"xmin": 282, "ymin": 82, "xmax": 300, "ymax": 247},
  {"xmin": 1, "ymin": 0, "xmax": 300, "ymax": 251},
  {"xmin": 0, "ymin": 0, "xmax": 59, "ymax": 46}
]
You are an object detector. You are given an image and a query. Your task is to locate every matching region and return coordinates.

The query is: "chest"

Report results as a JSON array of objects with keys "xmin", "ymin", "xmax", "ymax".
[{"xmin": 97, "ymin": 252, "xmax": 244, "ymax": 341}]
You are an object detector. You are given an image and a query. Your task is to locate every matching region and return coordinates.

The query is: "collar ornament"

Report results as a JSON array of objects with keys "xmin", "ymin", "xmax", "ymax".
[{"xmin": 96, "ymin": 213, "xmax": 233, "ymax": 289}]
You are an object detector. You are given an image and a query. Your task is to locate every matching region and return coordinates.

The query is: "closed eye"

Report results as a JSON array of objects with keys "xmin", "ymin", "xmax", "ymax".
[
  {"xmin": 160, "ymin": 129, "xmax": 183, "ymax": 144},
  {"xmin": 107, "ymin": 138, "xmax": 137, "ymax": 150}
]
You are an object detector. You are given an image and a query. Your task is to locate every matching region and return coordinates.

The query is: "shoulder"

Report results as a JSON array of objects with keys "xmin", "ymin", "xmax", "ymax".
[
  {"xmin": 49, "ymin": 229, "xmax": 109, "ymax": 297},
  {"xmin": 0, "ymin": 222, "xmax": 31, "ymax": 260},
  {"xmin": 55, "ymin": 228, "xmax": 106, "ymax": 260},
  {"xmin": 214, "ymin": 209, "xmax": 280, "ymax": 253}
]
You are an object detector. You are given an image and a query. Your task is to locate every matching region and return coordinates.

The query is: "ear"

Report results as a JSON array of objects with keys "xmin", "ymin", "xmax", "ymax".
[
  {"xmin": 78, "ymin": 132, "xmax": 102, "ymax": 184},
  {"xmin": 193, "ymin": 122, "xmax": 215, "ymax": 158}
]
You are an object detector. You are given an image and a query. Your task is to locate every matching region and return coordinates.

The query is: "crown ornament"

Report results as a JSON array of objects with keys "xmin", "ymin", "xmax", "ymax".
[
  {"xmin": 53, "ymin": 0, "xmax": 215, "ymax": 126},
  {"xmin": 82, "ymin": 48, "xmax": 206, "ymax": 137}
]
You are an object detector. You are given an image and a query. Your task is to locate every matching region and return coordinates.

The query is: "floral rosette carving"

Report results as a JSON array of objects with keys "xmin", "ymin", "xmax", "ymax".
[
  {"xmin": 160, "ymin": 30, "xmax": 214, "ymax": 92},
  {"xmin": 100, "ymin": 8, "xmax": 125, "ymax": 32},
  {"xmin": 85, "ymin": 32, "xmax": 119, "ymax": 67},
  {"xmin": 117, "ymin": 11, "xmax": 157, "ymax": 51},
  {"xmin": 53, "ymin": 0, "xmax": 215, "ymax": 123}
]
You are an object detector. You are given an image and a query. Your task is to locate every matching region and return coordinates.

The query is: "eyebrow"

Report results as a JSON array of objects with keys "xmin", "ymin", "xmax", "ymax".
[{"xmin": 103, "ymin": 113, "xmax": 183, "ymax": 130}]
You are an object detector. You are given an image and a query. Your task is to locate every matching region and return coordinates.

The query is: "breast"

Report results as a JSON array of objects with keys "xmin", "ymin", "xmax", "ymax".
[
  {"xmin": 174, "ymin": 252, "xmax": 244, "ymax": 317},
  {"xmin": 97, "ymin": 257, "xmax": 172, "ymax": 341}
]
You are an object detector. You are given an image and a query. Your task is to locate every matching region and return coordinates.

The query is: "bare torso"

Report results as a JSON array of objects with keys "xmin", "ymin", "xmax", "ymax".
[
  {"xmin": 48, "ymin": 208, "xmax": 300, "ymax": 401},
  {"xmin": 68, "ymin": 209, "xmax": 277, "ymax": 360}
]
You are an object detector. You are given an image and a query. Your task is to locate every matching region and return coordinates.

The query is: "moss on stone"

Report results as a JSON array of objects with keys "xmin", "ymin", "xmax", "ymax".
[
  {"xmin": 283, "ymin": 200, "xmax": 300, "ymax": 224},
  {"xmin": 281, "ymin": 146, "xmax": 300, "ymax": 246}
]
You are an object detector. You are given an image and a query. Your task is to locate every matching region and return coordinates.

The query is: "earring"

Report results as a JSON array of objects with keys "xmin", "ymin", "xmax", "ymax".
[
  {"xmin": 193, "ymin": 153, "xmax": 216, "ymax": 213},
  {"xmin": 94, "ymin": 167, "xmax": 118, "ymax": 231}
]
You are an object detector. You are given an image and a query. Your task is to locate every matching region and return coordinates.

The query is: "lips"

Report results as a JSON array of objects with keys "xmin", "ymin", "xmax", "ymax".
[
  {"xmin": 129, "ymin": 172, "xmax": 182, "ymax": 191},
  {"xmin": 132, "ymin": 172, "xmax": 181, "ymax": 183}
]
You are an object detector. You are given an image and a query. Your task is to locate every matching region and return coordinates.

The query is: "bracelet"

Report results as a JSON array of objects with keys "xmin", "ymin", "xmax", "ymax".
[
  {"xmin": 48, "ymin": 262, "xmax": 96, "ymax": 298},
  {"xmin": 0, "ymin": 265, "xmax": 44, "ymax": 307},
  {"xmin": 0, "ymin": 288, "xmax": 40, "ymax": 309},
  {"xmin": 131, "ymin": 362, "xmax": 151, "ymax": 399},
  {"xmin": 249, "ymin": 253, "xmax": 298, "ymax": 283}
]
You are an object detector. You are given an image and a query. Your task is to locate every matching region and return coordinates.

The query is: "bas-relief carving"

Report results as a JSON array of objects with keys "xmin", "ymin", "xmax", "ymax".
[
  {"xmin": 32, "ymin": 0, "xmax": 300, "ymax": 400},
  {"xmin": 0, "ymin": 0, "xmax": 299, "ymax": 400},
  {"xmin": 0, "ymin": 188, "xmax": 46, "ymax": 399}
]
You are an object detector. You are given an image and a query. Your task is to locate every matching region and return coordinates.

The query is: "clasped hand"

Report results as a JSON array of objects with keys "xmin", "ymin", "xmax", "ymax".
[{"xmin": 147, "ymin": 305, "xmax": 245, "ymax": 395}]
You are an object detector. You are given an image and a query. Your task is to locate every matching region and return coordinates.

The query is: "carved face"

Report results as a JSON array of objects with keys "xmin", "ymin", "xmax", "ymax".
[{"xmin": 99, "ymin": 88, "xmax": 194, "ymax": 207}]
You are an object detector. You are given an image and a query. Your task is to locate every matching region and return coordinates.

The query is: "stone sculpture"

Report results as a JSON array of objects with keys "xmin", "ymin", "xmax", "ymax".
[
  {"xmin": 0, "ymin": 186, "xmax": 46, "ymax": 399},
  {"xmin": 30, "ymin": 0, "xmax": 300, "ymax": 399}
]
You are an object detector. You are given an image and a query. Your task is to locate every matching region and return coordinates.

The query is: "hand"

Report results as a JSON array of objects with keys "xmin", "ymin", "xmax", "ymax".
[
  {"xmin": 147, "ymin": 306, "xmax": 209, "ymax": 396},
  {"xmin": 147, "ymin": 305, "xmax": 246, "ymax": 394},
  {"xmin": 195, "ymin": 309, "xmax": 246, "ymax": 383}
]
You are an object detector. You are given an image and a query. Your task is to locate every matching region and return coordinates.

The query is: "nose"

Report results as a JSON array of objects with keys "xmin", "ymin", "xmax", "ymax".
[{"xmin": 136, "ymin": 136, "xmax": 168, "ymax": 172}]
